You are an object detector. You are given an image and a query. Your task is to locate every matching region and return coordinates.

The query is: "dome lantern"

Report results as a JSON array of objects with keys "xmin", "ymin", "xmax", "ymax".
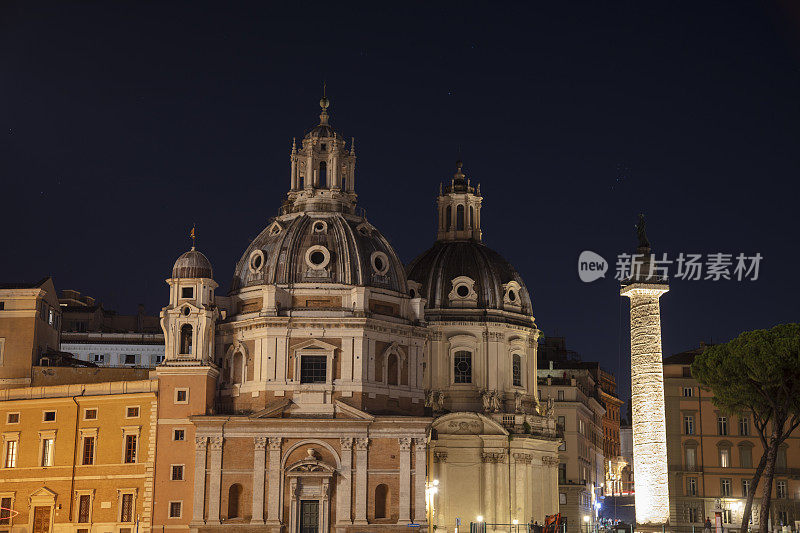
[
  {"xmin": 286, "ymin": 94, "xmax": 358, "ymax": 215},
  {"xmin": 437, "ymin": 161, "xmax": 483, "ymax": 242}
]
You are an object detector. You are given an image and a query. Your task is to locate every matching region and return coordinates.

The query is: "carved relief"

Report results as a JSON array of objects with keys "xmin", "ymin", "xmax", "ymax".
[
  {"xmin": 446, "ymin": 419, "xmax": 482, "ymax": 434},
  {"xmin": 481, "ymin": 451, "xmax": 506, "ymax": 463},
  {"xmin": 354, "ymin": 437, "xmax": 369, "ymax": 451},
  {"xmin": 340, "ymin": 437, "xmax": 353, "ymax": 451},
  {"xmin": 398, "ymin": 437, "xmax": 412, "ymax": 451},
  {"xmin": 254, "ymin": 436, "xmax": 268, "ymax": 450},
  {"xmin": 208, "ymin": 436, "xmax": 224, "ymax": 450},
  {"xmin": 433, "ymin": 451, "xmax": 448, "ymax": 463},
  {"xmin": 513, "ymin": 452, "xmax": 532, "ymax": 464},
  {"xmin": 269, "ymin": 437, "xmax": 282, "ymax": 450},
  {"xmin": 541, "ymin": 455, "xmax": 559, "ymax": 466},
  {"xmin": 195, "ymin": 436, "xmax": 207, "ymax": 451}
]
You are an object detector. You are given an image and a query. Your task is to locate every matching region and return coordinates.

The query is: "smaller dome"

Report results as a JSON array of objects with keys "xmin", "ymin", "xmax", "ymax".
[
  {"xmin": 305, "ymin": 123, "xmax": 340, "ymax": 139},
  {"xmin": 172, "ymin": 248, "xmax": 213, "ymax": 279}
]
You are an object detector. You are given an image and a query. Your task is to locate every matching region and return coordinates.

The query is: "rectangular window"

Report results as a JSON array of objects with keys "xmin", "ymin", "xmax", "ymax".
[
  {"xmin": 120, "ymin": 493, "xmax": 134, "ymax": 522},
  {"xmin": 300, "ymin": 355, "xmax": 327, "ymax": 383},
  {"xmin": 684, "ymin": 415, "xmax": 694, "ymax": 435},
  {"xmin": 720, "ymin": 448, "xmax": 730, "ymax": 468},
  {"xmin": 777, "ymin": 480, "xmax": 787, "ymax": 499},
  {"xmin": 43, "ymin": 410, "xmax": 56, "ymax": 422},
  {"xmin": 171, "ymin": 465, "xmax": 184, "ymax": 480},
  {"xmin": 688, "ymin": 507, "xmax": 699, "ymax": 523},
  {"xmin": 93, "ymin": 354, "xmax": 104, "ymax": 363},
  {"xmin": 721, "ymin": 478, "xmax": 732, "ymax": 497},
  {"xmin": 77, "ymin": 494, "xmax": 91, "ymax": 523},
  {"xmin": 453, "ymin": 351, "xmax": 472, "ymax": 384},
  {"xmin": 739, "ymin": 417, "xmax": 750, "ymax": 436},
  {"xmin": 0, "ymin": 497, "xmax": 12, "ymax": 525},
  {"xmin": 6, "ymin": 413, "xmax": 19, "ymax": 424},
  {"xmin": 718, "ymin": 416, "xmax": 728, "ymax": 435},
  {"xmin": 778, "ymin": 511, "xmax": 788, "ymax": 526},
  {"xmin": 558, "ymin": 463, "xmax": 567, "ymax": 483},
  {"xmin": 512, "ymin": 355, "xmax": 522, "ymax": 387},
  {"xmin": 84, "ymin": 409, "xmax": 97, "ymax": 420},
  {"xmin": 687, "ymin": 477, "xmax": 697, "ymax": 496},
  {"xmin": 175, "ymin": 389, "xmax": 188, "ymax": 404},
  {"xmin": 41, "ymin": 438, "xmax": 54, "ymax": 466},
  {"xmin": 742, "ymin": 479, "xmax": 751, "ymax": 497},
  {"xmin": 181, "ymin": 287, "xmax": 193, "ymax": 299},
  {"xmin": 682, "ymin": 366, "xmax": 691, "ymax": 377},
  {"xmin": 124, "ymin": 354, "xmax": 136, "ymax": 365},
  {"xmin": 683, "ymin": 387, "xmax": 693, "ymax": 397},
  {"xmin": 722, "ymin": 510, "xmax": 732, "ymax": 524},
  {"xmin": 126, "ymin": 406, "xmax": 139, "ymax": 418},
  {"xmin": 82, "ymin": 436, "xmax": 95, "ymax": 465},
  {"xmin": 740, "ymin": 446, "xmax": 753, "ymax": 468},
  {"xmin": 124, "ymin": 435, "xmax": 137, "ymax": 463},
  {"xmin": 559, "ymin": 493, "xmax": 567, "ymax": 505},
  {"xmin": 4, "ymin": 441, "xmax": 17, "ymax": 468},
  {"xmin": 557, "ymin": 389, "xmax": 565, "ymax": 401},
  {"xmin": 169, "ymin": 501, "xmax": 182, "ymax": 518},
  {"xmin": 173, "ymin": 429, "xmax": 185, "ymax": 441}
]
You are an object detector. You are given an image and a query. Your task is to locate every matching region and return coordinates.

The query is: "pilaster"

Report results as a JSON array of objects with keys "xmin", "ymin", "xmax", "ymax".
[
  {"xmin": 353, "ymin": 437, "xmax": 369, "ymax": 525},
  {"xmin": 251, "ymin": 436, "xmax": 267, "ymax": 524},
  {"xmin": 398, "ymin": 437, "xmax": 412, "ymax": 523},
  {"xmin": 192, "ymin": 436, "xmax": 208, "ymax": 523},
  {"xmin": 413, "ymin": 439, "xmax": 427, "ymax": 523},
  {"xmin": 206, "ymin": 436, "xmax": 223, "ymax": 524},
  {"xmin": 266, "ymin": 437, "xmax": 282, "ymax": 526}
]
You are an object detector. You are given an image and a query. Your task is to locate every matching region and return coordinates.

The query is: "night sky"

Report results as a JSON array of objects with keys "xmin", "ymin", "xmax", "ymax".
[{"xmin": 2, "ymin": 1, "xmax": 799, "ymax": 404}]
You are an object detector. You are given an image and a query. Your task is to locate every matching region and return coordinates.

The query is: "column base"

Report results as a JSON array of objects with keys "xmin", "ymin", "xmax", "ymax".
[
  {"xmin": 352, "ymin": 519, "xmax": 368, "ymax": 525},
  {"xmin": 250, "ymin": 518, "xmax": 265, "ymax": 525}
]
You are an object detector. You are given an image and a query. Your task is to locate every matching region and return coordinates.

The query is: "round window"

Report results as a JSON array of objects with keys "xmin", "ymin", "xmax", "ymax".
[
  {"xmin": 310, "ymin": 251, "xmax": 325, "ymax": 265},
  {"xmin": 508, "ymin": 290, "xmax": 516, "ymax": 302},
  {"xmin": 183, "ymin": 307, "xmax": 190, "ymax": 317},
  {"xmin": 304, "ymin": 245, "xmax": 330, "ymax": 270},
  {"xmin": 313, "ymin": 221, "xmax": 326, "ymax": 233},
  {"xmin": 456, "ymin": 285, "xmax": 470, "ymax": 298},
  {"xmin": 248, "ymin": 250, "xmax": 265, "ymax": 273},
  {"xmin": 371, "ymin": 251, "xmax": 390, "ymax": 275}
]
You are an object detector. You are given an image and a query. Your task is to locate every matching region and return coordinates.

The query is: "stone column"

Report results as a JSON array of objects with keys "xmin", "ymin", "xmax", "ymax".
[
  {"xmin": 353, "ymin": 438, "xmax": 369, "ymax": 525},
  {"xmin": 481, "ymin": 452, "xmax": 494, "ymax": 524},
  {"xmin": 398, "ymin": 437, "xmax": 412, "ymax": 523},
  {"xmin": 621, "ymin": 282, "xmax": 669, "ymax": 526},
  {"xmin": 413, "ymin": 439, "xmax": 427, "ymax": 523},
  {"xmin": 337, "ymin": 437, "xmax": 353, "ymax": 525},
  {"xmin": 266, "ymin": 437, "xmax": 282, "ymax": 526},
  {"xmin": 306, "ymin": 154, "xmax": 314, "ymax": 190},
  {"xmin": 192, "ymin": 436, "xmax": 208, "ymax": 523},
  {"xmin": 207, "ymin": 436, "xmax": 224, "ymax": 524},
  {"xmin": 251, "ymin": 436, "xmax": 267, "ymax": 524}
]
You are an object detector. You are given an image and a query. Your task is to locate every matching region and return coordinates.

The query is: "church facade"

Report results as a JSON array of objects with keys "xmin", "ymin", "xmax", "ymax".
[{"xmin": 153, "ymin": 97, "xmax": 560, "ymax": 533}]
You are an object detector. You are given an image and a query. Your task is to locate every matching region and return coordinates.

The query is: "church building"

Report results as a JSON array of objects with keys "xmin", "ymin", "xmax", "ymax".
[{"xmin": 153, "ymin": 96, "xmax": 560, "ymax": 533}]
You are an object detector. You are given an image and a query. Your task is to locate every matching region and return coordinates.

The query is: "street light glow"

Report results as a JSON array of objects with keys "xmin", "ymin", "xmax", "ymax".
[{"xmin": 477, "ymin": 516, "xmax": 484, "ymax": 523}]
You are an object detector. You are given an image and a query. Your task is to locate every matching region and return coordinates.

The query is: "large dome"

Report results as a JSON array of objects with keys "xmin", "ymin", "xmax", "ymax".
[
  {"xmin": 231, "ymin": 213, "xmax": 407, "ymax": 294},
  {"xmin": 406, "ymin": 240, "xmax": 533, "ymax": 320}
]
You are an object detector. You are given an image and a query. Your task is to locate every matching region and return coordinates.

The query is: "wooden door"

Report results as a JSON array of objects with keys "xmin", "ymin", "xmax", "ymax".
[{"xmin": 32, "ymin": 506, "xmax": 50, "ymax": 533}]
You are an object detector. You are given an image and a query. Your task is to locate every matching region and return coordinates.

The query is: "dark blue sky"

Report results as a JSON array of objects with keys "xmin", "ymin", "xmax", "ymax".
[{"xmin": 2, "ymin": 1, "xmax": 799, "ymax": 403}]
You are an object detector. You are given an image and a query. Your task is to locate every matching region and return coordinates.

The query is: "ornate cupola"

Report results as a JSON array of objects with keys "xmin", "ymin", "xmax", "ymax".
[
  {"xmin": 160, "ymin": 235, "xmax": 219, "ymax": 365},
  {"xmin": 285, "ymin": 95, "xmax": 357, "ymax": 214},
  {"xmin": 436, "ymin": 161, "xmax": 483, "ymax": 241}
]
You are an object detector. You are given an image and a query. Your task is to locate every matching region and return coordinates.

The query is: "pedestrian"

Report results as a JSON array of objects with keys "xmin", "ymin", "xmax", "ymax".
[{"xmin": 705, "ymin": 517, "xmax": 713, "ymax": 533}]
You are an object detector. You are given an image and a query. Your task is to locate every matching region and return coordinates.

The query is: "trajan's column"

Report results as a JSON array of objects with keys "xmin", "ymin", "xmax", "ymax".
[{"xmin": 620, "ymin": 214, "xmax": 670, "ymax": 527}]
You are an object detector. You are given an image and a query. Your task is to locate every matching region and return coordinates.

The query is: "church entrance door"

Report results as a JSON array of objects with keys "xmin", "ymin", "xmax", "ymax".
[{"xmin": 300, "ymin": 500, "xmax": 319, "ymax": 533}]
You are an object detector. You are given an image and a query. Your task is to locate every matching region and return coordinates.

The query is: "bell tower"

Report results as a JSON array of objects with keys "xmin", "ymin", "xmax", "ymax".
[
  {"xmin": 285, "ymin": 94, "xmax": 357, "ymax": 214},
  {"xmin": 160, "ymin": 245, "xmax": 219, "ymax": 365},
  {"xmin": 436, "ymin": 161, "xmax": 483, "ymax": 241}
]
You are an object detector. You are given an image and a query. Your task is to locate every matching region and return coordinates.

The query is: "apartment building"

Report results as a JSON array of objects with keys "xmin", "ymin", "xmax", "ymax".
[{"xmin": 665, "ymin": 346, "xmax": 800, "ymax": 530}]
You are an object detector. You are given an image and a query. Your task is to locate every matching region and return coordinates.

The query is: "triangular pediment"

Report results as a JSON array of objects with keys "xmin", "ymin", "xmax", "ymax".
[
  {"xmin": 292, "ymin": 339, "xmax": 338, "ymax": 352},
  {"xmin": 30, "ymin": 486, "xmax": 57, "ymax": 498},
  {"xmin": 249, "ymin": 398, "xmax": 292, "ymax": 419},
  {"xmin": 334, "ymin": 400, "xmax": 375, "ymax": 421}
]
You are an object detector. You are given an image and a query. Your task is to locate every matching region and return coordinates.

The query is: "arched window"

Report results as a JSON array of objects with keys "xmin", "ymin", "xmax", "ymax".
[
  {"xmin": 387, "ymin": 353, "xmax": 399, "ymax": 386},
  {"xmin": 454, "ymin": 350, "xmax": 472, "ymax": 384},
  {"xmin": 232, "ymin": 352, "xmax": 244, "ymax": 384},
  {"xmin": 341, "ymin": 172, "xmax": 346, "ymax": 191},
  {"xmin": 469, "ymin": 205, "xmax": 474, "ymax": 229},
  {"xmin": 319, "ymin": 161, "xmax": 327, "ymax": 188},
  {"xmin": 180, "ymin": 325, "xmax": 192, "ymax": 355},
  {"xmin": 512, "ymin": 354, "xmax": 522, "ymax": 387},
  {"xmin": 445, "ymin": 205, "xmax": 452, "ymax": 231},
  {"xmin": 456, "ymin": 205, "xmax": 465, "ymax": 230},
  {"xmin": 227, "ymin": 483, "xmax": 242, "ymax": 519},
  {"xmin": 374, "ymin": 483, "xmax": 389, "ymax": 519},
  {"xmin": 298, "ymin": 174, "xmax": 305, "ymax": 189}
]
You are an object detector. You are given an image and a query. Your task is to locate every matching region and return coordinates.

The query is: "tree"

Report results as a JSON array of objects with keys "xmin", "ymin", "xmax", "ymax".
[{"xmin": 691, "ymin": 323, "xmax": 800, "ymax": 533}]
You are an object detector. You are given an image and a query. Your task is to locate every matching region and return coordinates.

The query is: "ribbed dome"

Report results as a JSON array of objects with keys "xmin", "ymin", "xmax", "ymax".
[
  {"xmin": 231, "ymin": 213, "xmax": 407, "ymax": 294},
  {"xmin": 305, "ymin": 123, "xmax": 341, "ymax": 139},
  {"xmin": 406, "ymin": 240, "xmax": 533, "ymax": 315},
  {"xmin": 172, "ymin": 249, "xmax": 213, "ymax": 279}
]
